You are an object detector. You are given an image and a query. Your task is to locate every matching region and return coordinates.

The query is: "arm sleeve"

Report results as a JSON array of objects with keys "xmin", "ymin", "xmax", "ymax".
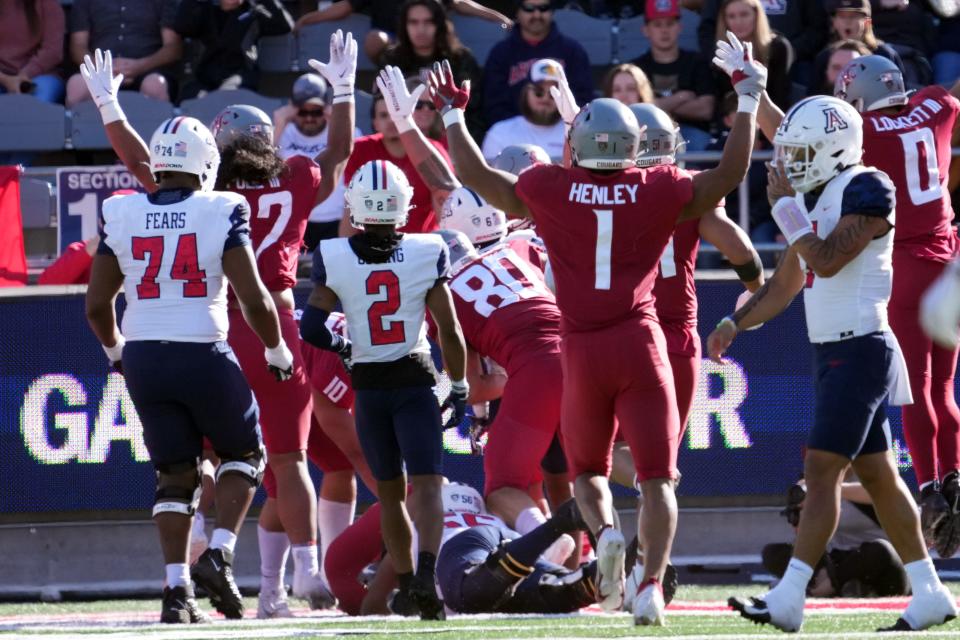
[
  {"xmin": 38, "ymin": 242, "xmax": 94, "ymax": 285},
  {"xmin": 223, "ymin": 201, "xmax": 252, "ymax": 251},
  {"xmin": 22, "ymin": 0, "xmax": 64, "ymax": 78},
  {"xmin": 311, "ymin": 244, "xmax": 328, "ymax": 285},
  {"xmin": 841, "ymin": 171, "xmax": 896, "ymax": 220}
]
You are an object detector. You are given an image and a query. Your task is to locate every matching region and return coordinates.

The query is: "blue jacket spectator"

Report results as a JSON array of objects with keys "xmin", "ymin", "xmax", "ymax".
[{"xmin": 482, "ymin": 2, "xmax": 593, "ymax": 125}]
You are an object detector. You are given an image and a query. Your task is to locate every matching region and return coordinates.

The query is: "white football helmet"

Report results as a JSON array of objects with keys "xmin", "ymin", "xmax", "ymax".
[
  {"xmin": 149, "ymin": 116, "xmax": 221, "ymax": 191},
  {"xmin": 440, "ymin": 186, "xmax": 507, "ymax": 246},
  {"xmin": 345, "ymin": 160, "xmax": 414, "ymax": 228},
  {"xmin": 441, "ymin": 482, "xmax": 485, "ymax": 515},
  {"xmin": 772, "ymin": 96, "xmax": 863, "ymax": 194}
]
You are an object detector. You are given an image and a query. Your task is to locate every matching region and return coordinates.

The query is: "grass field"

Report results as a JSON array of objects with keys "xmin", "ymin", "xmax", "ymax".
[{"xmin": 4, "ymin": 585, "xmax": 960, "ymax": 639}]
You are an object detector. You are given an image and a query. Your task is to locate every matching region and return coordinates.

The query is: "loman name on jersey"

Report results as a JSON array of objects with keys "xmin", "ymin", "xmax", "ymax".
[
  {"xmin": 568, "ymin": 182, "xmax": 639, "ymax": 205},
  {"xmin": 357, "ymin": 247, "xmax": 404, "ymax": 265},
  {"xmin": 869, "ymin": 98, "xmax": 943, "ymax": 132},
  {"xmin": 145, "ymin": 211, "xmax": 186, "ymax": 230}
]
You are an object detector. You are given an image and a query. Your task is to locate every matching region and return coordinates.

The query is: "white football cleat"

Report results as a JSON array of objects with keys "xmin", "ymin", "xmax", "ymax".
[
  {"xmin": 292, "ymin": 570, "xmax": 336, "ymax": 610},
  {"xmin": 728, "ymin": 589, "xmax": 804, "ymax": 633},
  {"xmin": 633, "ymin": 579, "xmax": 665, "ymax": 626},
  {"xmin": 622, "ymin": 564, "xmax": 643, "ymax": 613},
  {"xmin": 885, "ymin": 584, "xmax": 958, "ymax": 631},
  {"xmin": 543, "ymin": 533, "xmax": 576, "ymax": 566},
  {"xmin": 257, "ymin": 588, "xmax": 293, "ymax": 619},
  {"xmin": 595, "ymin": 527, "xmax": 626, "ymax": 612}
]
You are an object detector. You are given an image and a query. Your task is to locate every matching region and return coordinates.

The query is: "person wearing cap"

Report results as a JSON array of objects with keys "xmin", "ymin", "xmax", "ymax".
[
  {"xmin": 635, "ymin": 0, "xmax": 715, "ymax": 151},
  {"xmin": 273, "ymin": 73, "xmax": 363, "ymax": 249},
  {"xmin": 480, "ymin": 58, "xmax": 566, "ymax": 162},
  {"xmin": 482, "ymin": 0, "xmax": 593, "ymax": 126}
]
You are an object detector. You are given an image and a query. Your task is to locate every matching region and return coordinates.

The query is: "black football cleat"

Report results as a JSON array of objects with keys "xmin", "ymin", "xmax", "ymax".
[
  {"xmin": 920, "ymin": 483, "xmax": 950, "ymax": 549},
  {"xmin": 552, "ymin": 498, "xmax": 588, "ymax": 534},
  {"xmin": 388, "ymin": 587, "xmax": 420, "ymax": 617},
  {"xmin": 936, "ymin": 474, "xmax": 960, "ymax": 558},
  {"xmin": 410, "ymin": 575, "xmax": 446, "ymax": 621},
  {"xmin": 191, "ymin": 548, "xmax": 244, "ymax": 619},
  {"xmin": 728, "ymin": 594, "xmax": 803, "ymax": 632},
  {"xmin": 160, "ymin": 585, "xmax": 210, "ymax": 624},
  {"xmin": 663, "ymin": 563, "xmax": 679, "ymax": 606}
]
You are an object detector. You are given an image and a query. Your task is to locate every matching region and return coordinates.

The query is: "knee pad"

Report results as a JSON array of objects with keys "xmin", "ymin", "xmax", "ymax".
[
  {"xmin": 215, "ymin": 445, "xmax": 265, "ymax": 487},
  {"xmin": 153, "ymin": 458, "xmax": 201, "ymax": 517}
]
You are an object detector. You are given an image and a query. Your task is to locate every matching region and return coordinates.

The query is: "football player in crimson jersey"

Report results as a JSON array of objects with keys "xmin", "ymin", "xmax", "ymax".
[
  {"xmin": 80, "ymin": 32, "xmax": 358, "ymax": 608},
  {"xmin": 717, "ymin": 44, "xmax": 960, "ymax": 556},
  {"xmin": 431, "ymin": 33, "xmax": 767, "ymax": 624}
]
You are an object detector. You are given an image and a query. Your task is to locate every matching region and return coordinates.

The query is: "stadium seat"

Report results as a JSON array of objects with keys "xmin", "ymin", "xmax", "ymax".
[
  {"xmin": 179, "ymin": 89, "xmax": 285, "ymax": 129},
  {"xmin": 451, "ymin": 15, "xmax": 509, "ymax": 67},
  {"xmin": 355, "ymin": 89, "xmax": 374, "ymax": 136},
  {"xmin": 298, "ymin": 15, "xmax": 376, "ymax": 72},
  {"xmin": 19, "ymin": 178, "xmax": 54, "ymax": 228},
  {"xmin": 0, "ymin": 95, "xmax": 65, "ymax": 151},
  {"xmin": 259, "ymin": 34, "xmax": 298, "ymax": 73},
  {"xmin": 553, "ymin": 10, "xmax": 614, "ymax": 66},
  {"xmin": 70, "ymin": 92, "xmax": 175, "ymax": 150},
  {"xmin": 615, "ymin": 8, "xmax": 700, "ymax": 64}
]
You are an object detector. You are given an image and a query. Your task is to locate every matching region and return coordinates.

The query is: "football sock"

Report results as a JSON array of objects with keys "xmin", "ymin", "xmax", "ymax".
[
  {"xmin": 258, "ymin": 526, "xmax": 290, "ymax": 594},
  {"xmin": 515, "ymin": 507, "xmax": 548, "ymax": 535},
  {"xmin": 292, "ymin": 542, "xmax": 320, "ymax": 578},
  {"xmin": 905, "ymin": 557, "xmax": 940, "ymax": 594},
  {"xmin": 398, "ymin": 571, "xmax": 414, "ymax": 592},
  {"xmin": 210, "ymin": 528, "xmax": 237, "ymax": 555},
  {"xmin": 417, "ymin": 551, "xmax": 436, "ymax": 581},
  {"xmin": 166, "ymin": 563, "xmax": 190, "ymax": 588},
  {"xmin": 772, "ymin": 558, "xmax": 813, "ymax": 601},
  {"xmin": 317, "ymin": 497, "xmax": 354, "ymax": 578}
]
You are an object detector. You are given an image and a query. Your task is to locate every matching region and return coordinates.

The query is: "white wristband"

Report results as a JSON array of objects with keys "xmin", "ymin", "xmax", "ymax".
[
  {"xmin": 451, "ymin": 378, "xmax": 468, "ymax": 393},
  {"xmin": 98, "ymin": 98, "xmax": 126, "ymax": 125},
  {"xmin": 442, "ymin": 108, "xmax": 465, "ymax": 129},
  {"xmin": 332, "ymin": 84, "xmax": 354, "ymax": 104},
  {"xmin": 737, "ymin": 94, "xmax": 759, "ymax": 115},
  {"xmin": 771, "ymin": 197, "xmax": 814, "ymax": 244},
  {"xmin": 103, "ymin": 334, "xmax": 126, "ymax": 363},
  {"xmin": 394, "ymin": 115, "xmax": 416, "ymax": 134}
]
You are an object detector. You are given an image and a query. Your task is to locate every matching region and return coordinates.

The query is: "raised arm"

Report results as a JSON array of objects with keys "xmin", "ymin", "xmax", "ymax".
[
  {"xmin": 713, "ymin": 32, "xmax": 783, "ymax": 143},
  {"xmin": 377, "ymin": 65, "xmax": 461, "ymax": 209},
  {"xmin": 79, "ymin": 49, "xmax": 158, "ymax": 191},
  {"xmin": 681, "ymin": 32, "xmax": 767, "ymax": 220},
  {"xmin": 697, "ymin": 206, "xmax": 764, "ymax": 291},
  {"xmin": 308, "ymin": 30, "xmax": 358, "ymax": 205},
  {"xmin": 428, "ymin": 60, "xmax": 530, "ymax": 218}
]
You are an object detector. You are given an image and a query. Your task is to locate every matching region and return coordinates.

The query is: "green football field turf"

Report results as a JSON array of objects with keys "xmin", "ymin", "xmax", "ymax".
[{"xmin": 3, "ymin": 585, "xmax": 960, "ymax": 639}]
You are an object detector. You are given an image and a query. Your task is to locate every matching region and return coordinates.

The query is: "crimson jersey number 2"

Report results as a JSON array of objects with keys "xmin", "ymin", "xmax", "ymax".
[
  {"xmin": 366, "ymin": 270, "xmax": 406, "ymax": 345},
  {"xmin": 132, "ymin": 234, "xmax": 207, "ymax": 299}
]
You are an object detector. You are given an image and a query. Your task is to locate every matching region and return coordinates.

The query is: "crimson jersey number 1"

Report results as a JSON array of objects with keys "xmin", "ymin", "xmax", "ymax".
[
  {"xmin": 366, "ymin": 270, "xmax": 406, "ymax": 345},
  {"xmin": 131, "ymin": 234, "xmax": 208, "ymax": 299}
]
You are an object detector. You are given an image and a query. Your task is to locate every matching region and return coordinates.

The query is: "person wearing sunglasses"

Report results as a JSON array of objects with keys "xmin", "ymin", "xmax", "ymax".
[
  {"xmin": 481, "ymin": 58, "xmax": 566, "ymax": 162},
  {"xmin": 483, "ymin": 0, "xmax": 593, "ymax": 126}
]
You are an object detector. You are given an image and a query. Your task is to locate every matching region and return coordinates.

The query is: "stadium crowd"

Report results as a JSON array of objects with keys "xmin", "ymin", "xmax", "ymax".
[{"xmin": 11, "ymin": 0, "xmax": 960, "ymax": 634}]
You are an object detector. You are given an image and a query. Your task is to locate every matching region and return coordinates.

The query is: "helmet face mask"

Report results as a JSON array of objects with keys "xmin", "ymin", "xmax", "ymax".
[
  {"xmin": 569, "ymin": 98, "xmax": 641, "ymax": 170},
  {"xmin": 346, "ymin": 160, "xmax": 414, "ymax": 229}
]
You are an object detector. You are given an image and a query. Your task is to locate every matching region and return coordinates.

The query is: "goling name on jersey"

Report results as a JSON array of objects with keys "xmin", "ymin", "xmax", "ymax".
[
  {"xmin": 145, "ymin": 211, "xmax": 186, "ymax": 229},
  {"xmin": 357, "ymin": 248, "xmax": 404, "ymax": 265},
  {"xmin": 568, "ymin": 183, "xmax": 639, "ymax": 205}
]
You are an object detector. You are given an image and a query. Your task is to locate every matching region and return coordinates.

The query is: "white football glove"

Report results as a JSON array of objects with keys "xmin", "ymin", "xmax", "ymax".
[
  {"xmin": 265, "ymin": 341, "xmax": 296, "ymax": 382},
  {"xmin": 921, "ymin": 259, "xmax": 960, "ymax": 348},
  {"xmin": 771, "ymin": 197, "xmax": 813, "ymax": 244},
  {"xmin": 80, "ymin": 48, "xmax": 125, "ymax": 124},
  {"xmin": 712, "ymin": 31, "xmax": 767, "ymax": 113},
  {"xmin": 376, "ymin": 65, "xmax": 425, "ymax": 134},
  {"xmin": 548, "ymin": 65, "xmax": 579, "ymax": 126},
  {"xmin": 308, "ymin": 29, "xmax": 357, "ymax": 103}
]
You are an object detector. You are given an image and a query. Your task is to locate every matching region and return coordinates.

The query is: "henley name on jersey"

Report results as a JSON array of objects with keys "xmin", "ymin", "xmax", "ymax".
[
  {"xmin": 567, "ymin": 183, "xmax": 639, "ymax": 205},
  {"xmin": 145, "ymin": 211, "xmax": 186, "ymax": 230}
]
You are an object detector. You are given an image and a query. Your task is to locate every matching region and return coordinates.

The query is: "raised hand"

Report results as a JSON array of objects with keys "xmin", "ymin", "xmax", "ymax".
[
  {"xmin": 428, "ymin": 60, "xmax": 470, "ymax": 115},
  {"xmin": 308, "ymin": 29, "xmax": 357, "ymax": 102},
  {"xmin": 376, "ymin": 65, "xmax": 425, "ymax": 133},
  {"xmin": 548, "ymin": 65, "xmax": 579, "ymax": 125},
  {"xmin": 712, "ymin": 31, "xmax": 767, "ymax": 105},
  {"xmin": 80, "ymin": 49, "xmax": 125, "ymax": 124}
]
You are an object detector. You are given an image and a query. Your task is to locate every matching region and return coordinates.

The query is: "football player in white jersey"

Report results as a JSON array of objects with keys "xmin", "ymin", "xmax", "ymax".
[
  {"xmin": 707, "ymin": 96, "xmax": 957, "ymax": 633},
  {"xmin": 299, "ymin": 158, "xmax": 468, "ymax": 620},
  {"xmin": 85, "ymin": 116, "xmax": 296, "ymax": 624}
]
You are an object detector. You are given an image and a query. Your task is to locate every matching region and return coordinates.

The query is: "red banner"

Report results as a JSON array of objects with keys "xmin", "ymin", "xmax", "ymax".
[{"xmin": 0, "ymin": 166, "xmax": 25, "ymax": 287}]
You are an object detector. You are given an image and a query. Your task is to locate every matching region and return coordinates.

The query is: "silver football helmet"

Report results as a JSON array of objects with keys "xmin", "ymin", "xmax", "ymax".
[
  {"xmin": 834, "ymin": 55, "xmax": 908, "ymax": 113},
  {"xmin": 492, "ymin": 144, "xmax": 551, "ymax": 176},
  {"xmin": 210, "ymin": 104, "xmax": 275, "ymax": 150},
  {"xmin": 568, "ymin": 98, "xmax": 641, "ymax": 170},
  {"xmin": 628, "ymin": 103, "xmax": 681, "ymax": 167}
]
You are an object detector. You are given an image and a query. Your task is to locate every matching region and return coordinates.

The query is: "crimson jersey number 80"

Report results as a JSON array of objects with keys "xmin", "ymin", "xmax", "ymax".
[{"xmin": 131, "ymin": 234, "xmax": 208, "ymax": 299}]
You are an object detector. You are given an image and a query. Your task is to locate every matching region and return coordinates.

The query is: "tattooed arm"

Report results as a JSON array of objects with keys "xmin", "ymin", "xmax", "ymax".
[
  {"xmin": 397, "ymin": 127, "xmax": 461, "ymax": 213},
  {"xmin": 793, "ymin": 214, "xmax": 891, "ymax": 278}
]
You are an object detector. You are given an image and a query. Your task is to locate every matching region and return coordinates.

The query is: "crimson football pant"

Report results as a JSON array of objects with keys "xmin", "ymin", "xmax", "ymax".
[
  {"xmin": 262, "ymin": 415, "xmax": 354, "ymax": 498},
  {"xmin": 889, "ymin": 251, "xmax": 960, "ymax": 485},
  {"xmin": 324, "ymin": 503, "xmax": 382, "ymax": 615}
]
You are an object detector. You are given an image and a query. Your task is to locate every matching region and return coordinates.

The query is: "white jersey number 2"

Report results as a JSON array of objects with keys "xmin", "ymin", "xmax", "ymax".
[{"xmin": 899, "ymin": 128, "xmax": 943, "ymax": 206}]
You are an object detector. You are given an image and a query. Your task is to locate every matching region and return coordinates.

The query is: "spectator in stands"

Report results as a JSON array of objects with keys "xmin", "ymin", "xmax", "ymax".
[
  {"xmin": 870, "ymin": 0, "xmax": 936, "ymax": 60},
  {"xmin": 635, "ymin": 0, "xmax": 714, "ymax": 151},
  {"xmin": 407, "ymin": 76, "xmax": 444, "ymax": 140},
  {"xmin": 481, "ymin": 58, "xmax": 565, "ymax": 162},
  {"xmin": 38, "ymin": 236, "xmax": 97, "ymax": 285},
  {"xmin": 482, "ymin": 0, "xmax": 593, "ymax": 126},
  {"xmin": 807, "ymin": 39, "xmax": 870, "ymax": 97},
  {"xmin": 378, "ymin": 0, "xmax": 484, "ymax": 136},
  {"xmin": 273, "ymin": 73, "xmax": 363, "ymax": 250},
  {"xmin": 0, "ymin": 0, "xmax": 64, "ymax": 103},
  {"xmin": 601, "ymin": 63, "xmax": 654, "ymax": 105},
  {"xmin": 65, "ymin": 0, "xmax": 182, "ymax": 107},
  {"xmin": 173, "ymin": 0, "xmax": 293, "ymax": 99},
  {"xmin": 933, "ymin": 15, "xmax": 960, "ymax": 87},
  {"xmin": 712, "ymin": 0, "xmax": 793, "ymax": 110},
  {"xmin": 339, "ymin": 89, "xmax": 454, "ymax": 235},
  {"xmin": 295, "ymin": 0, "xmax": 511, "ymax": 63},
  {"xmin": 810, "ymin": 0, "xmax": 904, "ymax": 87}
]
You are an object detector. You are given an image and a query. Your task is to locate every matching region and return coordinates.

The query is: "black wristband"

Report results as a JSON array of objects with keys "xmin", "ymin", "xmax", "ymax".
[{"xmin": 732, "ymin": 253, "xmax": 763, "ymax": 283}]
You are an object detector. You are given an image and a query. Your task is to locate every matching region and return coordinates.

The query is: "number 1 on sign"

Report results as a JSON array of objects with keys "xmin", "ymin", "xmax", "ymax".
[{"xmin": 593, "ymin": 209, "xmax": 612, "ymax": 290}]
